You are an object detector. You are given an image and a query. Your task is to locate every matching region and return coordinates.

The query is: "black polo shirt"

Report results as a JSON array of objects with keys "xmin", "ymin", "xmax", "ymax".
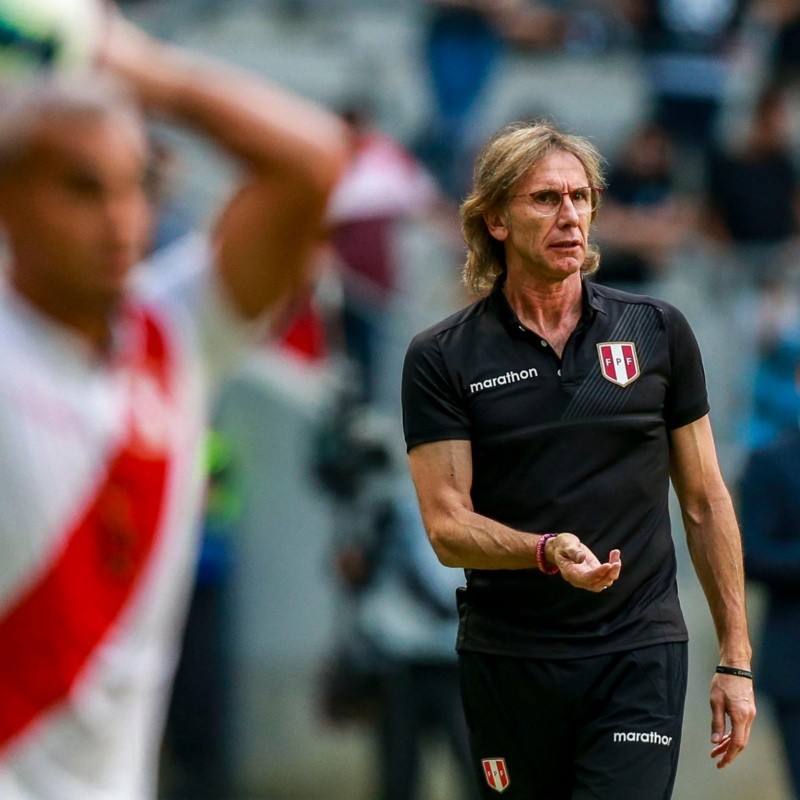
[{"xmin": 402, "ymin": 280, "xmax": 709, "ymax": 659}]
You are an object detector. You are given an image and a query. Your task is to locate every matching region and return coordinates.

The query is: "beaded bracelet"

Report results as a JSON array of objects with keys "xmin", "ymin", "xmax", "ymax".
[
  {"xmin": 535, "ymin": 533, "xmax": 559, "ymax": 575},
  {"xmin": 715, "ymin": 665, "xmax": 754, "ymax": 680}
]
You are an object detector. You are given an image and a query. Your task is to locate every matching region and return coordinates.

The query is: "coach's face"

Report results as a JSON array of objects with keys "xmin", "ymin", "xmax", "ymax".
[
  {"xmin": 486, "ymin": 150, "xmax": 591, "ymax": 284},
  {"xmin": 0, "ymin": 111, "xmax": 152, "ymax": 325}
]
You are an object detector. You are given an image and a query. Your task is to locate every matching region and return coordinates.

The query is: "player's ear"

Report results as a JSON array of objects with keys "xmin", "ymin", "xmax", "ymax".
[{"xmin": 484, "ymin": 207, "xmax": 509, "ymax": 242}]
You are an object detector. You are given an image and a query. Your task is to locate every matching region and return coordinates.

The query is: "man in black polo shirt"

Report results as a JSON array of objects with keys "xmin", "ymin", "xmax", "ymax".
[{"xmin": 401, "ymin": 121, "xmax": 756, "ymax": 800}]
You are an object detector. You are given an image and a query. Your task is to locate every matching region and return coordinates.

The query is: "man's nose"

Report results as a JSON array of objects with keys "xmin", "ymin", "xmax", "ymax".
[{"xmin": 557, "ymin": 194, "xmax": 581, "ymax": 224}]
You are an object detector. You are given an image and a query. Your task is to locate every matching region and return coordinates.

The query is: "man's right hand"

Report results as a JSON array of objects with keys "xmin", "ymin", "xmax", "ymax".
[{"xmin": 546, "ymin": 534, "xmax": 622, "ymax": 593}]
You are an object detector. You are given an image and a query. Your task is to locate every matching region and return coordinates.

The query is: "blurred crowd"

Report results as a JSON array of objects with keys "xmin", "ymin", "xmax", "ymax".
[{"xmin": 115, "ymin": 0, "xmax": 800, "ymax": 797}]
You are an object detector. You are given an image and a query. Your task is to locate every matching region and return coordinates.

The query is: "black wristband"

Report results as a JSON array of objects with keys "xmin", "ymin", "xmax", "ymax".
[{"xmin": 715, "ymin": 665, "xmax": 753, "ymax": 680}]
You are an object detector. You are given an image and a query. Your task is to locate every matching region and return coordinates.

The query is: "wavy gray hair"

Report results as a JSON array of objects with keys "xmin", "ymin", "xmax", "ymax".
[{"xmin": 461, "ymin": 120, "xmax": 605, "ymax": 295}]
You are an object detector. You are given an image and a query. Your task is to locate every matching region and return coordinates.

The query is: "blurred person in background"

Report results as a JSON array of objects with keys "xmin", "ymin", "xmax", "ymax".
[
  {"xmin": 594, "ymin": 121, "xmax": 692, "ymax": 289},
  {"xmin": 0, "ymin": 9, "xmax": 344, "ymax": 800},
  {"xmin": 328, "ymin": 102, "xmax": 448, "ymax": 407},
  {"xmin": 403, "ymin": 119, "xmax": 755, "ymax": 799},
  {"xmin": 704, "ymin": 83, "xmax": 800, "ymax": 446},
  {"xmin": 744, "ymin": 323, "xmax": 800, "ymax": 448},
  {"xmin": 144, "ymin": 138, "xmax": 194, "ymax": 253},
  {"xmin": 621, "ymin": 0, "xmax": 745, "ymax": 157},
  {"xmin": 752, "ymin": 0, "xmax": 800, "ymax": 86},
  {"xmin": 315, "ymin": 398, "xmax": 477, "ymax": 800},
  {"xmin": 705, "ymin": 83, "xmax": 800, "ymax": 293},
  {"xmin": 739, "ymin": 352, "xmax": 800, "ymax": 799},
  {"xmin": 160, "ymin": 430, "xmax": 241, "ymax": 800},
  {"xmin": 417, "ymin": 0, "xmax": 564, "ymax": 200}
]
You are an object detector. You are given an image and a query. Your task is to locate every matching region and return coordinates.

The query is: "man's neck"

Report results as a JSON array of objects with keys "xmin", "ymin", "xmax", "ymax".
[
  {"xmin": 503, "ymin": 271, "xmax": 583, "ymax": 333},
  {"xmin": 10, "ymin": 278, "xmax": 117, "ymax": 356}
]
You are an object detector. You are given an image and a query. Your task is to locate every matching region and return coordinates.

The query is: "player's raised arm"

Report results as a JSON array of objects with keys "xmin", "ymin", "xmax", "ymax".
[{"xmin": 100, "ymin": 12, "xmax": 347, "ymax": 319}]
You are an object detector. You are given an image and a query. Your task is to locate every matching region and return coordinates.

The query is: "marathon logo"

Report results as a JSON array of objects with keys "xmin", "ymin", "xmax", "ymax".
[
  {"xmin": 613, "ymin": 731, "xmax": 673, "ymax": 746},
  {"xmin": 469, "ymin": 368, "xmax": 539, "ymax": 395}
]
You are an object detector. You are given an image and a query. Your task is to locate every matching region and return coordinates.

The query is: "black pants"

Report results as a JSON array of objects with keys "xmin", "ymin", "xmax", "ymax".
[
  {"xmin": 459, "ymin": 643, "xmax": 688, "ymax": 800},
  {"xmin": 379, "ymin": 661, "xmax": 478, "ymax": 800}
]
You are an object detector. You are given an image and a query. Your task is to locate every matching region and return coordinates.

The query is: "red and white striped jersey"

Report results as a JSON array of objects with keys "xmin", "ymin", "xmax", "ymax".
[{"xmin": 0, "ymin": 236, "xmax": 258, "ymax": 800}]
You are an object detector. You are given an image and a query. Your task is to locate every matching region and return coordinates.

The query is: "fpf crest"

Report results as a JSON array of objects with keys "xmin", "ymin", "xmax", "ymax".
[
  {"xmin": 596, "ymin": 341, "xmax": 640, "ymax": 387},
  {"xmin": 482, "ymin": 758, "xmax": 510, "ymax": 793}
]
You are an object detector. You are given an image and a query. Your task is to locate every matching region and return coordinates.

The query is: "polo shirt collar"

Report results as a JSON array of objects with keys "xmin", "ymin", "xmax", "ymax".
[{"xmin": 490, "ymin": 275, "xmax": 606, "ymax": 336}]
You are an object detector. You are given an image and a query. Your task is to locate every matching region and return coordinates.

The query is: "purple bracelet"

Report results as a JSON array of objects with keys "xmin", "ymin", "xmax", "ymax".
[{"xmin": 536, "ymin": 533, "xmax": 559, "ymax": 575}]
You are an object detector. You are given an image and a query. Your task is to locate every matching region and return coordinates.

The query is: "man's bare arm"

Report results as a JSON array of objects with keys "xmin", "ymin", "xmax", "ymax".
[
  {"xmin": 409, "ymin": 439, "xmax": 621, "ymax": 589},
  {"xmin": 669, "ymin": 414, "xmax": 756, "ymax": 768}
]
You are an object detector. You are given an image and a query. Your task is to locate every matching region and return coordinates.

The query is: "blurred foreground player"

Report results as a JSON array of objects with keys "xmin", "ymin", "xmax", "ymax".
[
  {"xmin": 402, "ymin": 121, "xmax": 756, "ymax": 799},
  {"xmin": 0, "ymin": 12, "xmax": 345, "ymax": 800}
]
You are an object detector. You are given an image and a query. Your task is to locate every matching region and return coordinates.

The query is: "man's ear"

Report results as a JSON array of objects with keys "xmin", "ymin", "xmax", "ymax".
[{"xmin": 484, "ymin": 207, "xmax": 509, "ymax": 242}]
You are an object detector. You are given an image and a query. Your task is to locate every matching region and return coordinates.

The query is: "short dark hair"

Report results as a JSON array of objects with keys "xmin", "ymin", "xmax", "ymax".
[{"xmin": 0, "ymin": 75, "xmax": 145, "ymax": 173}]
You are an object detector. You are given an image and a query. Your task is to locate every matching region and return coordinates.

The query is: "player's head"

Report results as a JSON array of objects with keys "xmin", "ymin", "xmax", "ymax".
[
  {"xmin": 460, "ymin": 120, "xmax": 605, "ymax": 294},
  {"xmin": 0, "ymin": 76, "xmax": 152, "ymax": 323}
]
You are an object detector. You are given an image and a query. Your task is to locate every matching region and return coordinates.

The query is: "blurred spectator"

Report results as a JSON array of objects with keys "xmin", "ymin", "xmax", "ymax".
[
  {"xmin": 417, "ymin": 0, "xmax": 563, "ymax": 199},
  {"xmin": 753, "ymin": 0, "xmax": 800, "ymax": 85},
  {"xmin": 161, "ymin": 431, "xmax": 241, "ymax": 800},
  {"xmin": 594, "ymin": 121, "xmax": 692, "ymax": 287},
  {"xmin": 743, "ymin": 323, "xmax": 800, "ymax": 448},
  {"xmin": 739, "ymin": 357, "xmax": 800, "ymax": 799},
  {"xmin": 145, "ymin": 138, "xmax": 194, "ymax": 253},
  {"xmin": 622, "ymin": 0, "xmax": 745, "ymax": 152},
  {"xmin": 705, "ymin": 83, "xmax": 800, "ymax": 291},
  {"xmin": 328, "ymin": 105, "xmax": 445, "ymax": 406},
  {"xmin": 773, "ymin": 12, "xmax": 800, "ymax": 85},
  {"xmin": 314, "ymin": 399, "xmax": 476, "ymax": 800}
]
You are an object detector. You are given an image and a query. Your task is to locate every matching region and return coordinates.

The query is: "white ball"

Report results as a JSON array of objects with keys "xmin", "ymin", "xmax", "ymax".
[{"xmin": 0, "ymin": 0, "xmax": 104, "ymax": 76}]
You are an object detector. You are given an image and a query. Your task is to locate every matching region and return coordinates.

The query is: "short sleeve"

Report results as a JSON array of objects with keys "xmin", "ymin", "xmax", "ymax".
[
  {"xmin": 662, "ymin": 304, "xmax": 710, "ymax": 429},
  {"xmin": 135, "ymin": 233, "xmax": 269, "ymax": 385},
  {"xmin": 402, "ymin": 332, "xmax": 471, "ymax": 451}
]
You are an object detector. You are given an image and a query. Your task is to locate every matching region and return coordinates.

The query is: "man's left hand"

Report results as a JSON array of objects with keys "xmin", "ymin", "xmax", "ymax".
[{"xmin": 709, "ymin": 673, "xmax": 756, "ymax": 768}]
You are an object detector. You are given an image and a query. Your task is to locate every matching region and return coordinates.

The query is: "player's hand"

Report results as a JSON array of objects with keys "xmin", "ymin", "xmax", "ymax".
[
  {"xmin": 709, "ymin": 672, "xmax": 756, "ymax": 768},
  {"xmin": 545, "ymin": 534, "xmax": 621, "ymax": 592}
]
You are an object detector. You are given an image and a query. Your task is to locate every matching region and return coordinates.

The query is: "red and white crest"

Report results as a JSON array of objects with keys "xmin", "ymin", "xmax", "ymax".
[
  {"xmin": 482, "ymin": 758, "xmax": 510, "ymax": 793},
  {"xmin": 596, "ymin": 341, "xmax": 640, "ymax": 387}
]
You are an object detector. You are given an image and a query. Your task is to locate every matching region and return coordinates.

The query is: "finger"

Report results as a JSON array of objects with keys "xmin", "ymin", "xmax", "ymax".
[
  {"xmin": 578, "ymin": 566, "xmax": 613, "ymax": 589},
  {"xmin": 609, "ymin": 549, "xmax": 621, "ymax": 563},
  {"xmin": 710, "ymin": 733, "xmax": 731, "ymax": 760},
  {"xmin": 560, "ymin": 564, "xmax": 611, "ymax": 592},
  {"xmin": 564, "ymin": 547, "xmax": 586, "ymax": 564},
  {"xmin": 606, "ymin": 560, "xmax": 622, "ymax": 581},
  {"xmin": 554, "ymin": 538, "xmax": 586, "ymax": 565},
  {"xmin": 717, "ymin": 738, "xmax": 744, "ymax": 769},
  {"xmin": 560, "ymin": 559, "xmax": 599, "ymax": 577},
  {"xmin": 710, "ymin": 733, "xmax": 731, "ymax": 758},
  {"xmin": 592, "ymin": 564, "xmax": 618, "ymax": 584},
  {"xmin": 720, "ymin": 710, "xmax": 754, "ymax": 768},
  {"xmin": 710, "ymin": 698, "xmax": 726, "ymax": 744},
  {"xmin": 591, "ymin": 569, "xmax": 617, "ymax": 592}
]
